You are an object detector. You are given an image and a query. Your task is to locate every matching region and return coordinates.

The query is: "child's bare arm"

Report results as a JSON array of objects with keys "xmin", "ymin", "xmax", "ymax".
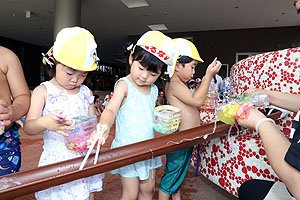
[
  {"xmin": 90, "ymin": 80, "xmax": 127, "ymax": 143},
  {"xmin": 88, "ymin": 89, "xmax": 96, "ymax": 115},
  {"xmin": 0, "ymin": 48, "xmax": 30, "ymax": 126},
  {"xmin": 192, "ymin": 60, "xmax": 222, "ymax": 105},
  {"xmin": 170, "ymin": 60, "xmax": 222, "ymax": 107},
  {"xmin": 23, "ymin": 85, "xmax": 73, "ymax": 136},
  {"xmin": 100, "ymin": 81, "xmax": 126, "ymax": 127}
]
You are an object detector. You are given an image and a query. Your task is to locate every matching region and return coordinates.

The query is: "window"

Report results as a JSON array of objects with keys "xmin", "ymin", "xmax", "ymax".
[
  {"xmin": 98, "ymin": 65, "xmax": 112, "ymax": 74},
  {"xmin": 219, "ymin": 64, "xmax": 229, "ymax": 78},
  {"xmin": 235, "ymin": 52, "xmax": 262, "ymax": 63}
]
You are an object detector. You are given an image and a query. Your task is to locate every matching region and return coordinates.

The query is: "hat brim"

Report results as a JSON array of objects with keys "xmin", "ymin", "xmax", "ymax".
[{"xmin": 193, "ymin": 55, "xmax": 204, "ymax": 63}]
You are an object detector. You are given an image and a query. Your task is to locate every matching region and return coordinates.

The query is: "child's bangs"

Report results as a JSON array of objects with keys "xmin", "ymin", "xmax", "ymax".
[{"xmin": 132, "ymin": 46, "xmax": 167, "ymax": 74}]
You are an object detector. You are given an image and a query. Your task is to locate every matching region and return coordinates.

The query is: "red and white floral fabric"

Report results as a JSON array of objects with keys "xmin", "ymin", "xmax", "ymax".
[{"xmin": 191, "ymin": 47, "xmax": 300, "ymax": 196}]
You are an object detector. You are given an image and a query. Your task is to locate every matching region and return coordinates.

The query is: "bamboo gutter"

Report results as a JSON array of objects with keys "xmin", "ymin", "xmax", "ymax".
[{"xmin": 0, "ymin": 112, "xmax": 281, "ymax": 199}]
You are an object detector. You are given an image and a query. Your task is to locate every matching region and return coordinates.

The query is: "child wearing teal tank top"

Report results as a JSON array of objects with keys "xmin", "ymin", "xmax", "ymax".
[
  {"xmin": 89, "ymin": 31, "xmax": 176, "ymax": 200},
  {"xmin": 111, "ymin": 77, "xmax": 162, "ymax": 180}
]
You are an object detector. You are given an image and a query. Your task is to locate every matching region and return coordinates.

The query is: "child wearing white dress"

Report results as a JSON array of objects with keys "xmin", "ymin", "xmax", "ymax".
[
  {"xmin": 89, "ymin": 31, "xmax": 176, "ymax": 200},
  {"xmin": 23, "ymin": 27, "xmax": 104, "ymax": 200}
]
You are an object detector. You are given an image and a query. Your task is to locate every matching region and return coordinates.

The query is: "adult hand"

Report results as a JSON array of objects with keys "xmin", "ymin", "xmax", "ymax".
[
  {"xmin": 236, "ymin": 108, "xmax": 266, "ymax": 130},
  {"xmin": 245, "ymin": 88, "xmax": 267, "ymax": 96}
]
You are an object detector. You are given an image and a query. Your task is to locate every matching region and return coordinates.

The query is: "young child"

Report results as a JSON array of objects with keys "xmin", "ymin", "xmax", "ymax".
[
  {"xmin": 90, "ymin": 31, "xmax": 176, "ymax": 200},
  {"xmin": 195, "ymin": 78, "xmax": 201, "ymax": 89},
  {"xmin": 23, "ymin": 27, "xmax": 104, "ymax": 200},
  {"xmin": 203, "ymin": 73, "xmax": 223, "ymax": 93},
  {"xmin": 0, "ymin": 46, "xmax": 30, "ymax": 176},
  {"xmin": 102, "ymin": 94, "xmax": 111, "ymax": 108},
  {"xmin": 94, "ymin": 94, "xmax": 104, "ymax": 122},
  {"xmin": 158, "ymin": 38, "xmax": 222, "ymax": 200},
  {"xmin": 187, "ymin": 79, "xmax": 196, "ymax": 93},
  {"xmin": 156, "ymin": 91, "xmax": 165, "ymax": 106}
]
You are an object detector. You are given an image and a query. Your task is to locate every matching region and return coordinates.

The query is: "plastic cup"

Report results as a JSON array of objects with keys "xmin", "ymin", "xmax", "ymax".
[{"xmin": 64, "ymin": 115, "xmax": 97, "ymax": 152}]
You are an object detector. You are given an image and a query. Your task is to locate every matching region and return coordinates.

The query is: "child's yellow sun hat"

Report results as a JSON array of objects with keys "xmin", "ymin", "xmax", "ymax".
[
  {"xmin": 133, "ymin": 31, "xmax": 177, "ymax": 78},
  {"xmin": 43, "ymin": 26, "xmax": 98, "ymax": 71},
  {"xmin": 167, "ymin": 38, "xmax": 204, "ymax": 78},
  {"xmin": 168, "ymin": 38, "xmax": 204, "ymax": 78},
  {"xmin": 173, "ymin": 38, "xmax": 203, "ymax": 62}
]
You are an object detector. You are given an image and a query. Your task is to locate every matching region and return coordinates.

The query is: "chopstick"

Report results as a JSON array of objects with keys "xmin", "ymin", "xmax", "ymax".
[
  {"xmin": 94, "ymin": 124, "xmax": 107, "ymax": 164},
  {"xmin": 79, "ymin": 124, "xmax": 107, "ymax": 170}
]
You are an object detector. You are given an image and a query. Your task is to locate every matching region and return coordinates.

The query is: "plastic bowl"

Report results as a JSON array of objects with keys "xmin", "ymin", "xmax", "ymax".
[
  {"xmin": 64, "ymin": 115, "xmax": 97, "ymax": 152},
  {"xmin": 153, "ymin": 105, "xmax": 181, "ymax": 134}
]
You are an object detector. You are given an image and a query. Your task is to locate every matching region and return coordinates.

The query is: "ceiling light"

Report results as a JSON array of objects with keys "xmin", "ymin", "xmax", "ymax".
[
  {"xmin": 25, "ymin": 11, "xmax": 31, "ymax": 19},
  {"xmin": 121, "ymin": 0, "xmax": 149, "ymax": 8},
  {"xmin": 148, "ymin": 24, "xmax": 168, "ymax": 31}
]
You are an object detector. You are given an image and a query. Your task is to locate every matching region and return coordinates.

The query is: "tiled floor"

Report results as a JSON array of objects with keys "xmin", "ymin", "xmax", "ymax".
[{"xmin": 15, "ymin": 125, "xmax": 237, "ymax": 200}]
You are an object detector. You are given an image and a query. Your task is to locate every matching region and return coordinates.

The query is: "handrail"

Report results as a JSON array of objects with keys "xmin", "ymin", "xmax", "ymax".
[{"xmin": 0, "ymin": 111, "xmax": 281, "ymax": 199}]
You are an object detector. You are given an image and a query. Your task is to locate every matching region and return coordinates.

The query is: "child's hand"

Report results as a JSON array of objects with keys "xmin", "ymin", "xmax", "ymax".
[
  {"xmin": 44, "ymin": 111, "xmax": 74, "ymax": 136},
  {"xmin": 87, "ymin": 128, "xmax": 107, "ymax": 148},
  {"xmin": 87, "ymin": 130, "xmax": 97, "ymax": 148},
  {"xmin": 206, "ymin": 59, "xmax": 222, "ymax": 78},
  {"xmin": 51, "ymin": 110, "xmax": 66, "ymax": 121},
  {"xmin": 0, "ymin": 100, "xmax": 14, "ymax": 127}
]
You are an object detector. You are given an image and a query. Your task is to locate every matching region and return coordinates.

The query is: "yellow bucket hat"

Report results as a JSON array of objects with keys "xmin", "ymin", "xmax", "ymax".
[
  {"xmin": 133, "ymin": 31, "xmax": 177, "ymax": 78},
  {"xmin": 43, "ymin": 26, "xmax": 98, "ymax": 71}
]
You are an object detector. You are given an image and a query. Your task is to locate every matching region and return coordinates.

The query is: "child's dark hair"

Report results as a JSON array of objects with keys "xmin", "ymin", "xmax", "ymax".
[
  {"xmin": 177, "ymin": 55, "xmax": 194, "ymax": 65},
  {"xmin": 159, "ymin": 55, "xmax": 194, "ymax": 82},
  {"xmin": 94, "ymin": 94, "xmax": 100, "ymax": 103},
  {"xmin": 131, "ymin": 46, "xmax": 167, "ymax": 76}
]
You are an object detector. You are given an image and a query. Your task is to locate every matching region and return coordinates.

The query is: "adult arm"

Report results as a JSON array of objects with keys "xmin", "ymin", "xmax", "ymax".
[
  {"xmin": 248, "ymin": 89, "xmax": 300, "ymax": 113},
  {"xmin": 237, "ymin": 109, "xmax": 300, "ymax": 198}
]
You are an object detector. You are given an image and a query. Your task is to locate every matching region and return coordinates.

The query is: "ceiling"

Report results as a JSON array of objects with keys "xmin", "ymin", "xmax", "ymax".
[{"xmin": 0, "ymin": 0, "xmax": 299, "ymax": 66}]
